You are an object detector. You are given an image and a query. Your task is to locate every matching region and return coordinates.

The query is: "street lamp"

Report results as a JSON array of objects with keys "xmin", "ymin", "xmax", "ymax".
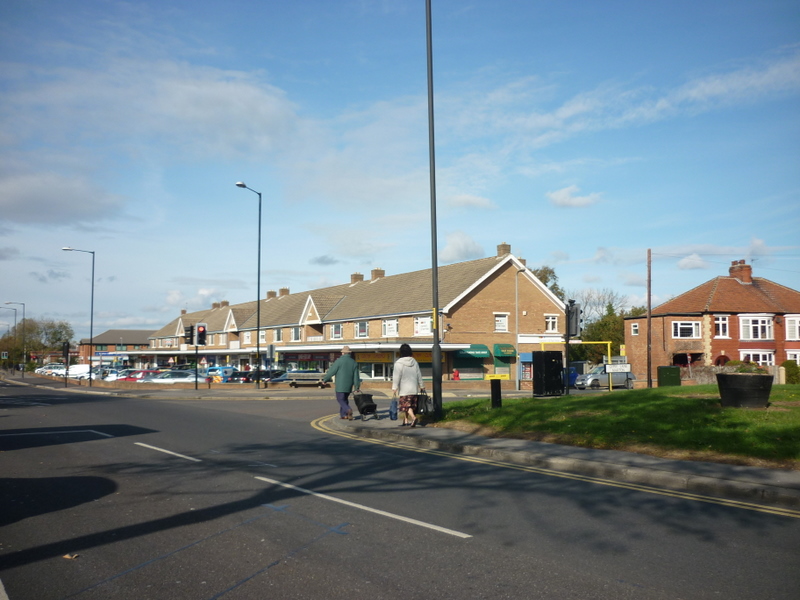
[
  {"xmin": 514, "ymin": 268, "xmax": 527, "ymax": 391},
  {"xmin": 236, "ymin": 182, "xmax": 263, "ymax": 388},
  {"xmin": 62, "ymin": 247, "xmax": 95, "ymax": 386},
  {"xmin": 5, "ymin": 302, "xmax": 25, "ymax": 378}
]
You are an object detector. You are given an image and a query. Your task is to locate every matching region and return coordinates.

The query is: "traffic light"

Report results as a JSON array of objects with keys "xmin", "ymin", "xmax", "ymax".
[
  {"xmin": 568, "ymin": 302, "xmax": 583, "ymax": 337},
  {"xmin": 184, "ymin": 325, "xmax": 194, "ymax": 345},
  {"xmin": 196, "ymin": 323, "xmax": 207, "ymax": 346}
]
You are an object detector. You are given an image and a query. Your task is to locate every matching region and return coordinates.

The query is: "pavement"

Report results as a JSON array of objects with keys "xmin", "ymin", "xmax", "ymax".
[{"xmin": 3, "ymin": 372, "xmax": 800, "ymax": 509}]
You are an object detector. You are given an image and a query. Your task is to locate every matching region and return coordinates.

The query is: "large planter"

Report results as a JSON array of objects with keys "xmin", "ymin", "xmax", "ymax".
[{"xmin": 716, "ymin": 373, "xmax": 773, "ymax": 408}]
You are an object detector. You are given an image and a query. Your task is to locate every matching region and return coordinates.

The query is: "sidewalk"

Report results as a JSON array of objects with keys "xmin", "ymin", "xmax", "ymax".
[
  {"xmin": 5, "ymin": 373, "xmax": 800, "ymax": 509},
  {"xmin": 328, "ymin": 408, "xmax": 800, "ymax": 510}
]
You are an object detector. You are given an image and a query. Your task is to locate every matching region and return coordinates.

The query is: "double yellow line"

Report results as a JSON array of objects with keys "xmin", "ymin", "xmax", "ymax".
[{"xmin": 312, "ymin": 415, "xmax": 800, "ymax": 519}]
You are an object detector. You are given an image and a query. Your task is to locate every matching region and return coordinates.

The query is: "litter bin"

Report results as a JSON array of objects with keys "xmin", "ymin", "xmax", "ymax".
[{"xmin": 657, "ymin": 366, "xmax": 681, "ymax": 387}]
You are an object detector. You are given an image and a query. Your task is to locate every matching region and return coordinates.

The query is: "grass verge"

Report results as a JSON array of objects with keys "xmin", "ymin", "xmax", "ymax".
[{"xmin": 435, "ymin": 384, "xmax": 800, "ymax": 470}]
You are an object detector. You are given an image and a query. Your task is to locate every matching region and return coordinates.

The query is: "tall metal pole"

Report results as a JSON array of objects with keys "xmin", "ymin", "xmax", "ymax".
[
  {"xmin": 236, "ymin": 182, "xmax": 262, "ymax": 388},
  {"xmin": 4, "ymin": 303, "xmax": 24, "ymax": 378},
  {"xmin": 62, "ymin": 248, "xmax": 94, "ymax": 386},
  {"xmin": 425, "ymin": 0, "xmax": 442, "ymax": 418},
  {"xmin": 647, "ymin": 248, "xmax": 652, "ymax": 388},
  {"xmin": 0, "ymin": 306, "xmax": 16, "ymax": 372}
]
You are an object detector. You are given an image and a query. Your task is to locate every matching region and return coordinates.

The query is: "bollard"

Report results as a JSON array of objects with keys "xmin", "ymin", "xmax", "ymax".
[{"xmin": 490, "ymin": 379, "xmax": 502, "ymax": 408}]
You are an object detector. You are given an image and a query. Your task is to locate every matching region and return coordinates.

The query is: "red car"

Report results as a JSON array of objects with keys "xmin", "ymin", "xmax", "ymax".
[{"xmin": 117, "ymin": 370, "xmax": 160, "ymax": 382}]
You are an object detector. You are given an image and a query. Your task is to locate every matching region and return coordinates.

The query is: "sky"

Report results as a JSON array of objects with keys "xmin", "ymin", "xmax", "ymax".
[{"xmin": 1, "ymin": 0, "xmax": 799, "ymax": 341}]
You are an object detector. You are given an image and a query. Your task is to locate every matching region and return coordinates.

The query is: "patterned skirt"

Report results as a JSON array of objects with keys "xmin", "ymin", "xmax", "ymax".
[{"xmin": 398, "ymin": 394, "xmax": 418, "ymax": 411}]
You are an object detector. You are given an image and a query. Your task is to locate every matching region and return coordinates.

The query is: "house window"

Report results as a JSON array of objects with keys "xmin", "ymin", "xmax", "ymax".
[
  {"xmin": 219, "ymin": 333, "xmax": 227, "ymax": 346},
  {"xmin": 714, "ymin": 316, "xmax": 729, "ymax": 338},
  {"xmin": 494, "ymin": 313, "xmax": 509, "ymax": 333},
  {"xmin": 740, "ymin": 352, "xmax": 774, "ymax": 366},
  {"xmin": 382, "ymin": 319, "xmax": 398, "ymax": 337},
  {"xmin": 545, "ymin": 315, "xmax": 558, "ymax": 333},
  {"xmin": 786, "ymin": 316, "xmax": 800, "ymax": 341},
  {"xmin": 274, "ymin": 328, "xmax": 283, "ymax": 342},
  {"xmin": 740, "ymin": 316, "xmax": 773, "ymax": 340},
  {"xmin": 788, "ymin": 352, "xmax": 800, "ymax": 365},
  {"xmin": 414, "ymin": 316, "xmax": 432, "ymax": 336},
  {"xmin": 330, "ymin": 323, "xmax": 343, "ymax": 340},
  {"xmin": 291, "ymin": 327, "xmax": 302, "ymax": 342},
  {"xmin": 244, "ymin": 332, "xmax": 252, "ymax": 344},
  {"xmin": 672, "ymin": 321, "xmax": 701, "ymax": 339},
  {"xmin": 259, "ymin": 330, "xmax": 266, "ymax": 344},
  {"xmin": 208, "ymin": 334, "xmax": 215, "ymax": 346},
  {"xmin": 631, "ymin": 323, "xmax": 639, "ymax": 336},
  {"xmin": 355, "ymin": 321, "xmax": 369, "ymax": 338}
]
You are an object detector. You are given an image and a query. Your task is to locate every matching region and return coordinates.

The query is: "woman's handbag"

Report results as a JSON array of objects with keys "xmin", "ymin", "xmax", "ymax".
[
  {"xmin": 415, "ymin": 390, "xmax": 432, "ymax": 416},
  {"xmin": 389, "ymin": 398, "xmax": 398, "ymax": 420}
]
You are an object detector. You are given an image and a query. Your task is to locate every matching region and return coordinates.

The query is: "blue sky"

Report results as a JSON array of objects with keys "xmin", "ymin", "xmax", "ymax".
[{"xmin": 1, "ymin": 0, "xmax": 799, "ymax": 340}]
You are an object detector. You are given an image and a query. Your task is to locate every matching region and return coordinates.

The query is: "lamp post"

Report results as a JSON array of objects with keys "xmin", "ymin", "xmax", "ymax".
[
  {"xmin": 62, "ymin": 247, "xmax": 95, "ymax": 386},
  {"xmin": 236, "ymin": 182, "xmax": 263, "ymax": 388},
  {"xmin": 514, "ymin": 268, "xmax": 527, "ymax": 391},
  {"xmin": 5, "ymin": 302, "xmax": 25, "ymax": 378}
]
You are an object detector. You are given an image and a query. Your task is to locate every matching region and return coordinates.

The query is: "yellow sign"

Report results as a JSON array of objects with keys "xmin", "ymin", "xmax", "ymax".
[
  {"xmin": 355, "ymin": 352, "xmax": 392, "ymax": 363},
  {"xmin": 620, "ymin": 344, "xmax": 626, "ymax": 357},
  {"xmin": 486, "ymin": 374, "xmax": 509, "ymax": 380}
]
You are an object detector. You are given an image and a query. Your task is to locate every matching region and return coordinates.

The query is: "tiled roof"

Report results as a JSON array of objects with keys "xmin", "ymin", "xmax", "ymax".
[
  {"xmin": 84, "ymin": 329, "xmax": 155, "ymax": 344},
  {"xmin": 654, "ymin": 276, "xmax": 800, "ymax": 315},
  {"xmin": 154, "ymin": 254, "xmax": 535, "ymax": 337}
]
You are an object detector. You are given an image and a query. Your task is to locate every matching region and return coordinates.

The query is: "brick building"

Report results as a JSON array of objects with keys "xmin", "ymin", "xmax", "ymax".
[
  {"xmin": 624, "ymin": 260, "xmax": 800, "ymax": 381},
  {"xmin": 139, "ymin": 243, "xmax": 567, "ymax": 382}
]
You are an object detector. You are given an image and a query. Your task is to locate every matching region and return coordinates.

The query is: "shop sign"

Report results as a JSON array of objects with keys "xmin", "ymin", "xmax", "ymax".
[
  {"xmin": 486, "ymin": 374, "xmax": 509, "ymax": 380},
  {"xmin": 355, "ymin": 352, "xmax": 392, "ymax": 363}
]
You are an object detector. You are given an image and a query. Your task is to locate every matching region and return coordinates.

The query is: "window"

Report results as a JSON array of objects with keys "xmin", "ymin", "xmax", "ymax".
[
  {"xmin": 208, "ymin": 334, "xmax": 215, "ymax": 346},
  {"xmin": 414, "ymin": 316, "xmax": 432, "ymax": 336},
  {"xmin": 740, "ymin": 352, "xmax": 774, "ymax": 366},
  {"xmin": 259, "ymin": 330, "xmax": 266, "ymax": 344},
  {"xmin": 788, "ymin": 352, "xmax": 800, "ymax": 365},
  {"xmin": 494, "ymin": 313, "xmax": 509, "ymax": 332},
  {"xmin": 116, "ymin": 344, "xmax": 125, "ymax": 351},
  {"xmin": 714, "ymin": 316, "xmax": 729, "ymax": 338},
  {"xmin": 545, "ymin": 315, "xmax": 558, "ymax": 333},
  {"xmin": 330, "ymin": 323, "xmax": 343, "ymax": 340},
  {"xmin": 291, "ymin": 327, "xmax": 302, "ymax": 342},
  {"xmin": 786, "ymin": 317, "xmax": 800, "ymax": 341},
  {"xmin": 382, "ymin": 319, "xmax": 398, "ymax": 337},
  {"xmin": 219, "ymin": 333, "xmax": 227, "ymax": 346},
  {"xmin": 740, "ymin": 316, "xmax": 773, "ymax": 340},
  {"xmin": 631, "ymin": 323, "xmax": 639, "ymax": 336},
  {"xmin": 243, "ymin": 332, "xmax": 252, "ymax": 344},
  {"xmin": 672, "ymin": 321, "xmax": 700, "ymax": 339},
  {"xmin": 355, "ymin": 321, "xmax": 369, "ymax": 338},
  {"xmin": 96, "ymin": 345, "xmax": 108, "ymax": 351},
  {"xmin": 274, "ymin": 328, "xmax": 283, "ymax": 342}
]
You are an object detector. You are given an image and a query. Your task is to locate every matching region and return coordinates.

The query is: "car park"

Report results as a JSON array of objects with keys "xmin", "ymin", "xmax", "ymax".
[
  {"xmin": 229, "ymin": 369, "xmax": 286, "ymax": 383},
  {"xmin": 575, "ymin": 366, "xmax": 635, "ymax": 390},
  {"xmin": 206, "ymin": 366, "xmax": 236, "ymax": 383},
  {"xmin": 118, "ymin": 369, "xmax": 160, "ymax": 382},
  {"xmin": 139, "ymin": 370, "xmax": 206, "ymax": 384}
]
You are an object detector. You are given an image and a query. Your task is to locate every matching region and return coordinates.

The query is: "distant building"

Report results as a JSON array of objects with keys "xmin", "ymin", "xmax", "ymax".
[
  {"xmin": 624, "ymin": 260, "xmax": 800, "ymax": 381},
  {"xmin": 77, "ymin": 329, "xmax": 156, "ymax": 367}
]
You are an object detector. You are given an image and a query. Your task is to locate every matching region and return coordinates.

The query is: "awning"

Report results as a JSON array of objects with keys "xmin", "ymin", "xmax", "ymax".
[
  {"xmin": 453, "ymin": 344, "xmax": 491, "ymax": 358},
  {"xmin": 493, "ymin": 343, "xmax": 517, "ymax": 358}
]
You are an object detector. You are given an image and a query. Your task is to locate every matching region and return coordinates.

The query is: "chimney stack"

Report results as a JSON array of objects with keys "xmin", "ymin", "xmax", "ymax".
[
  {"xmin": 212, "ymin": 302, "xmax": 220, "ymax": 309},
  {"xmin": 221, "ymin": 300, "xmax": 229, "ymax": 307},
  {"xmin": 729, "ymin": 260, "xmax": 753, "ymax": 283},
  {"xmin": 370, "ymin": 268, "xmax": 385, "ymax": 281},
  {"xmin": 266, "ymin": 290, "xmax": 277, "ymax": 300},
  {"xmin": 351, "ymin": 273, "xmax": 364, "ymax": 284},
  {"xmin": 497, "ymin": 242, "xmax": 511, "ymax": 257},
  {"xmin": 279, "ymin": 287, "xmax": 290, "ymax": 297},
  {"xmin": 181, "ymin": 309, "xmax": 187, "ymax": 315}
]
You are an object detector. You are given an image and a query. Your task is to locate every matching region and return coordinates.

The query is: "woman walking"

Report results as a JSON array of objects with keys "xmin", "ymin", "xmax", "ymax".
[{"xmin": 391, "ymin": 343, "xmax": 425, "ymax": 427}]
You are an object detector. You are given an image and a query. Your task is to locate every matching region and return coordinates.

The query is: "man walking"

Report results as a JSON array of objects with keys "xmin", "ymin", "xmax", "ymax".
[{"xmin": 322, "ymin": 346, "xmax": 361, "ymax": 420}]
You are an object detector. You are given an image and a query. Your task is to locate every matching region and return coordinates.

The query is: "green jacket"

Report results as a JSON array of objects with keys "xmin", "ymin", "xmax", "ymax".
[{"xmin": 322, "ymin": 354, "xmax": 361, "ymax": 393}]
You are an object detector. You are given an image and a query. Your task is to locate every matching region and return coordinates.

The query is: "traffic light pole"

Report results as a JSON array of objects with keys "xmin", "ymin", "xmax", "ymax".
[{"xmin": 195, "ymin": 344, "xmax": 199, "ymax": 390}]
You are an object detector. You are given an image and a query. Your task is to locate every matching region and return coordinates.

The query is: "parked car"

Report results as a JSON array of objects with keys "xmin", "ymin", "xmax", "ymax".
[
  {"xmin": 575, "ymin": 366, "xmax": 635, "ymax": 390},
  {"xmin": 102, "ymin": 368, "xmax": 132, "ymax": 381},
  {"xmin": 140, "ymin": 370, "xmax": 206, "ymax": 384},
  {"xmin": 118, "ymin": 369, "xmax": 160, "ymax": 382},
  {"xmin": 229, "ymin": 369, "xmax": 286, "ymax": 383}
]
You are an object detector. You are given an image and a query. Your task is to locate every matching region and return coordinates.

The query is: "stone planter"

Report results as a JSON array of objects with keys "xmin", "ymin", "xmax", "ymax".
[{"xmin": 716, "ymin": 373, "xmax": 773, "ymax": 408}]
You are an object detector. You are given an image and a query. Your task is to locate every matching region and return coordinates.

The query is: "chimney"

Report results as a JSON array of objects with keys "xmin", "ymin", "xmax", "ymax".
[
  {"xmin": 519, "ymin": 257, "xmax": 527, "ymax": 266},
  {"xmin": 266, "ymin": 290, "xmax": 277, "ymax": 300},
  {"xmin": 212, "ymin": 302, "xmax": 220, "ymax": 309},
  {"xmin": 221, "ymin": 300, "xmax": 229, "ymax": 307},
  {"xmin": 181, "ymin": 309, "xmax": 187, "ymax": 315},
  {"xmin": 279, "ymin": 287, "xmax": 290, "ymax": 297},
  {"xmin": 729, "ymin": 260, "xmax": 753, "ymax": 283},
  {"xmin": 370, "ymin": 268, "xmax": 385, "ymax": 281},
  {"xmin": 351, "ymin": 273, "xmax": 364, "ymax": 284},
  {"xmin": 497, "ymin": 242, "xmax": 511, "ymax": 257}
]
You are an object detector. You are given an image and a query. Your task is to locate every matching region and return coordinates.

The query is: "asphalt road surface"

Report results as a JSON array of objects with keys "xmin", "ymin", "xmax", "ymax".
[{"xmin": 1, "ymin": 382, "xmax": 798, "ymax": 599}]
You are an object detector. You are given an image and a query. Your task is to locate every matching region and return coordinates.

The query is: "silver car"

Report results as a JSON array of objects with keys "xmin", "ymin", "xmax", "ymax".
[{"xmin": 575, "ymin": 366, "xmax": 635, "ymax": 389}]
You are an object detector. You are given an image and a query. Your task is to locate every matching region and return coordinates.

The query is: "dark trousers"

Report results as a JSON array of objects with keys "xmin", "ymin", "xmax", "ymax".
[{"xmin": 336, "ymin": 392, "xmax": 351, "ymax": 418}]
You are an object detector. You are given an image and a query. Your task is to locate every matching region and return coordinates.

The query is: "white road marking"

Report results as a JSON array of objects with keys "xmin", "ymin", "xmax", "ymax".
[
  {"xmin": 254, "ymin": 475, "xmax": 472, "ymax": 539},
  {"xmin": 134, "ymin": 442, "xmax": 202, "ymax": 462}
]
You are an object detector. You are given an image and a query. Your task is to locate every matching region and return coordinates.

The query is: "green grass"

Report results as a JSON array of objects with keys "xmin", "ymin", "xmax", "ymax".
[{"xmin": 438, "ymin": 385, "xmax": 800, "ymax": 468}]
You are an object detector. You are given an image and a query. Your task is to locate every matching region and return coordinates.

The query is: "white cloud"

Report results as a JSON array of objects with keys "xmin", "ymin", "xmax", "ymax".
[
  {"xmin": 546, "ymin": 185, "xmax": 601, "ymax": 207},
  {"xmin": 440, "ymin": 231, "xmax": 483, "ymax": 263},
  {"xmin": 677, "ymin": 253, "xmax": 709, "ymax": 270}
]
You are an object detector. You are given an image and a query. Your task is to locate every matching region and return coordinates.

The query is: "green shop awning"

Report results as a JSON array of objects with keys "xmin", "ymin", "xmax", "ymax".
[
  {"xmin": 454, "ymin": 344, "xmax": 491, "ymax": 358},
  {"xmin": 493, "ymin": 343, "xmax": 517, "ymax": 357}
]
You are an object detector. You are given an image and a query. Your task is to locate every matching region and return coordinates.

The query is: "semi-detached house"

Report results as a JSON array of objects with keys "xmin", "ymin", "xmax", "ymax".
[
  {"xmin": 144, "ymin": 243, "xmax": 566, "ymax": 383},
  {"xmin": 624, "ymin": 260, "xmax": 800, "ymax": 381}
]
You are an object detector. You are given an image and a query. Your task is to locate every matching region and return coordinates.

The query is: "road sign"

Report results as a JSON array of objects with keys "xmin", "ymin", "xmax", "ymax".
[{"xmin": 605, "ymin": 363, "xmax": 631, "ymax": 373}]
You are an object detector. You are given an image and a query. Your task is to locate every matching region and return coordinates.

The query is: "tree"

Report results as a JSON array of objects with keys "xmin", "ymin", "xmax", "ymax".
[
  {"xmin": 531, "ymin": 265, "xmax": 566, "ymax": 300},
  {"xmin": 570, "ymin": 303, "xmax": 644, "ymax": 363},
  {"xmin": 1, "ymin": 318, "xmax": 74, "ymax": 366},
  {"xmin": 566, "ymin": 287, "xmax": 629, "ymax": 323}
]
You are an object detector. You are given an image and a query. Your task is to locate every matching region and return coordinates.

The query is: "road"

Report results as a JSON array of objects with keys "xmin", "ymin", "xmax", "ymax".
[{"xmin": 1, "ymin": 381, "xmax": 798, "ymax": 599}]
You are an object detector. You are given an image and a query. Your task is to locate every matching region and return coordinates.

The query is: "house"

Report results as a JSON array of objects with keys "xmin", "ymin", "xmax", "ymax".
[
  {"xmin": 140, "ymin": 243, "xmax": 567, "ymax": 383},
  {"xmin": 624, "ymin": 260, "xmax": 800, "ymax": 381}
]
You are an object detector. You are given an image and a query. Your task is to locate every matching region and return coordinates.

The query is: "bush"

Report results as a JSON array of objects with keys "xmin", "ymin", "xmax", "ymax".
[{"xmin": 782, "ymin": 360, "xmax": 800, "ymax": 384}]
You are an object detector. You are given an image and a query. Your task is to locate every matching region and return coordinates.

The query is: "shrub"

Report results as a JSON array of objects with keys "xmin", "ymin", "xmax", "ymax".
[{"xmin": 782, "ymin": 360, "xmax": 800, "ymax": 384}]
